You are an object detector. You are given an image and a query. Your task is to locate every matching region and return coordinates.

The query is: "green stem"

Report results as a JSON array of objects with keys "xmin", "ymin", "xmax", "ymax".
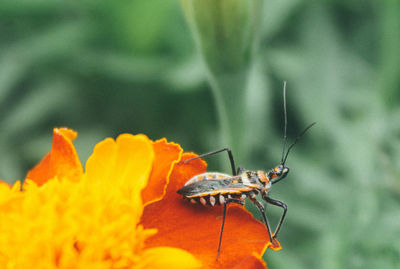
[
  {"xmin": 181, "ymin": 0, "xmax": 263, "ymax": 168},
  {"xmin": 207, "ymin": 67, "xmax": 250, "ymax": 166},
  {"xmin": 379, "ymin": 1, "xmax": 400, "ymax": 108}
]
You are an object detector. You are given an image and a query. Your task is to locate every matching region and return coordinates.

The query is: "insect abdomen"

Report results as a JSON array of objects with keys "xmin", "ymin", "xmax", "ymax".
[
  {"xmin": 182, "ymin": 191, "xmax": 258, "ymax": 207},
  {"xmin": 177, "ymin": 172, "xmax": 259, "ymax": 206},
  {"xmin": 187, "ymin": 194, "xmax": 227, "ymax": 206}
]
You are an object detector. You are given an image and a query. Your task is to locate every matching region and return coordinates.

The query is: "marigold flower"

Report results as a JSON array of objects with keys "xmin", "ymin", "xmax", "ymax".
[
  {"xmin": 0, "ymin": 128, "xmax": 200, "ymax": 269},
  {"xmin": 0, "ymin": 128, "xmax": 278, "ymax": 268}
]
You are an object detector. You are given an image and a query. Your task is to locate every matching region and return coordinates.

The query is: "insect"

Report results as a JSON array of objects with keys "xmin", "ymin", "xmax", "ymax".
[{"xmin": 177, "ymin": 82, "xmax": 315, "ymax": 259}]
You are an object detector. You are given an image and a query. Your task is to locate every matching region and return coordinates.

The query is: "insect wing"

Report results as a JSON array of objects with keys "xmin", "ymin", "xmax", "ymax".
[
  {"xmin": 178, "ymin": 173, "xmax": 252, "ymax": 197},
  {"xmin": 183, "ymin": 172, "xmax": 232, "ymax": 186}
]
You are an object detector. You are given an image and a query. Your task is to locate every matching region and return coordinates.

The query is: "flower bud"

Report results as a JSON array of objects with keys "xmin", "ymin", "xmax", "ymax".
[{"xmin": 181, "ymin": 0, "xmax": 262, "ymax": 75}]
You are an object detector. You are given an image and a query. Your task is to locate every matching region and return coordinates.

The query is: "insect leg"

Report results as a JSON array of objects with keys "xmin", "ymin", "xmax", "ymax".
[
  {"xmin": 182, "ymin": 148, "xmax": 237, "ymax": 175},
  {"xmin": 249, "ymin": 197, "xmax": 274, "ymax": 244},
  {"xmin": 263, "ymin": 196, "xmax": 287, "ymax": 239},
  {"xmin": 216, "ymin": 198, "xmax": 244, "ymax": 260}
]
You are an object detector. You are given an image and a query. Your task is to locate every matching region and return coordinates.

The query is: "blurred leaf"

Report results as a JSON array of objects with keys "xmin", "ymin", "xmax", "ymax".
[
  {"xmin": 164, "ymin": 54, "xmax": 206, "ymax": 91},
  {"xmin": 378, "ymin": 1, "xmax": 400, "ymax": 107},
  {"xmin": 109, "ymin": 0, "xmax": 177, "ymax": 52},
  {"xmin": 0, "ymin": 79, "xmax": 74, "ymax": 139}
]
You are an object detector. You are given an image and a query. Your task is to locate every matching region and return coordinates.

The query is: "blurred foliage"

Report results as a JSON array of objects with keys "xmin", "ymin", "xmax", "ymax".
[{"xmin": 0, "ymin": 0, "xmax": 400, "ymax": 268}]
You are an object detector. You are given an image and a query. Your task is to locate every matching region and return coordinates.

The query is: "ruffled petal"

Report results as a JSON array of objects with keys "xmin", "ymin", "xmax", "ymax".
[
  {"xmin": 25, "ymin": 128, "xmax": 83, "ymax": 185},
  {"xmin": 85, "ymin": 133, "xmax": 155, "ymax": 221},
  {"xmin": 142, "ymin": 138, "xmax": 183, "ymax": 206},
  {"xmin": 0, "ymin": 180, "xmax": 22, "ymax": 206}
]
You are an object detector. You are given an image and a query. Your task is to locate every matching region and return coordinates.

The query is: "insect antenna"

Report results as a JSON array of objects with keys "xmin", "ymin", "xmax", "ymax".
[
  {"xmin": 280, "ymin": 81, "xmax": 288, "ymax": 165},
  {"xmin": 282, "ymin": 122, "xmax": 316, "ymax": 166}
]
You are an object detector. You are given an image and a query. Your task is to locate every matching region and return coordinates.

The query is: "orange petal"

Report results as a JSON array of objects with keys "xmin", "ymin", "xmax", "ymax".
[
  {"xmin": 25, "ymin": 128, "xmax": 83, "ymax": 186},
  {"xmin": 232, "ymin": 254, "xmax": 267, "ymax": 269},
  {"xmin": 142, "ymin": 138, "xmax": 183, "ymax": 206},
  {"xmin": 141, "ymin": 153, "xmax": 272, "ymax": 268}
]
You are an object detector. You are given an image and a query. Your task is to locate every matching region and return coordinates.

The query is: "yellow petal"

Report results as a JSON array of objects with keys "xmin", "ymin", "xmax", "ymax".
[
  {"xmin": 0, "ymin": 180, "xmax": 22, "ymax": 206},
  {"xmin": 85, "ymin": 134, "xmax": 155, "ymax": 220},
  {"xmin": 84, "ymin": 137, "xmax": 117, "ymax": 186}
]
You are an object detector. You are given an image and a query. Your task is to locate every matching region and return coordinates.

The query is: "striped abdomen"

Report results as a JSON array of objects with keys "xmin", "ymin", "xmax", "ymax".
[{"xmin": 177, "ymin": 172, "xmax": 259, "ymax": 206}]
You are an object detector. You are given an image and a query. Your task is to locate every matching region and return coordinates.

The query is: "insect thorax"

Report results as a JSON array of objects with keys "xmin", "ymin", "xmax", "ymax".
[{"xmin": 242, "ymin": 170, "xmax": 271, "ymax": 192}]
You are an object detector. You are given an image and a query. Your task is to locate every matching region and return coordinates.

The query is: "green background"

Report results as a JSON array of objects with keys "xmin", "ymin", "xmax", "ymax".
[{"xmin": 1, "ymin": 0, "xmax": 399, "ymax": 268}]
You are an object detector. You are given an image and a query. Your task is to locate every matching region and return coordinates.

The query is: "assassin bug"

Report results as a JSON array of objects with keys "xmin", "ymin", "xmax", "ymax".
[{"xmin": 177, "ymin": 82, "xmax": 315, "ymax": 259}]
